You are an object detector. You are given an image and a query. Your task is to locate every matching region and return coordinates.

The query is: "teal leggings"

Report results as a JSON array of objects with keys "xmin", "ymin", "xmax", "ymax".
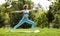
[{"xmin": 12, "ymin": 17, "xmax": 34, "ymax": 30}]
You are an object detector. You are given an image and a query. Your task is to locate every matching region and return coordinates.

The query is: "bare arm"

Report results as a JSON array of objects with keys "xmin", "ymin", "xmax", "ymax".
[
  {"xmin": 11, "ymin": 10, "xmax": 23, "ymax": 13},
  {"xmin": 29, "ymin": 9, "xmax": 38, "ymax": 12}
]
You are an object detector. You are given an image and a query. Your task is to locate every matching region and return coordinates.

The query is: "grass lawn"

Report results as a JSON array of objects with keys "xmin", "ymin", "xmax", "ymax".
[{"xmin": 0, "ymin": 27, "xmax": 60, "ymax": 36}]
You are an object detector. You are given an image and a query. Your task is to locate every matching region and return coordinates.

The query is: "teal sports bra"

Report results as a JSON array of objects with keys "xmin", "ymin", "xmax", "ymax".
[{"xmin": 23, "ymin": 10, "xmax": 29, "ymax": 14}]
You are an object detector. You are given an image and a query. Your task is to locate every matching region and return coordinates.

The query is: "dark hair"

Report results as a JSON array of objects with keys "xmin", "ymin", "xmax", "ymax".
[{"xmin": 23, "ymin": 4, "xmax": 28, "ymax": 9}]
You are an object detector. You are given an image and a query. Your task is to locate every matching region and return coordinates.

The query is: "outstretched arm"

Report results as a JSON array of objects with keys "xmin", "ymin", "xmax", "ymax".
[
  {"xmin": 29, "ymin": 9, "xmax": 38, "ymax": 12},
  {"xmin": 11, "ymin": 10, "xmax": 23, "ymax": 13}
]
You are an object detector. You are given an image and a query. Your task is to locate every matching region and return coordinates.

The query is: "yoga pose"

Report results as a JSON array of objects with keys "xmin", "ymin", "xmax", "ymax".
[{"xmin": 11, "ymin": 4, "xmax": 37, "ymax": 31}]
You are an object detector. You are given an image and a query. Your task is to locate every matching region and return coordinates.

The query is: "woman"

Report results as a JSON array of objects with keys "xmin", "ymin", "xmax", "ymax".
[{"xmin": 11, "ymin": 4, "xmax": 37, "ymax": 32}]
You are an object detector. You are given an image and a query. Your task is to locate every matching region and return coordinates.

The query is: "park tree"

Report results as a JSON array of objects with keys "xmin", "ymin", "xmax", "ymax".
[
  {"xmin": 46, "ymin": 0, "xmax": 60, "ymax": 28},
  {"xmin": 52, "ymin": 0, "xmax": 60, "ymax": 28}
]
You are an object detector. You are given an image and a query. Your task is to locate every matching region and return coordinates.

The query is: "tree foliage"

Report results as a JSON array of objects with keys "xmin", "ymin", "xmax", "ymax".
[{"xmin": 0, "ymin": 0, "xmax": 60, "ymax": 28}]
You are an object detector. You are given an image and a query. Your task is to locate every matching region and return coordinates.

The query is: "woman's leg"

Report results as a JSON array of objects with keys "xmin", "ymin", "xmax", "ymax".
[
  {"xmin": 12, "ymin": 17, "xmax": 25, "ymax": 31},
  {"xmin": 26, "ymin": 19, "xmax": 34, "ymax": 30}
]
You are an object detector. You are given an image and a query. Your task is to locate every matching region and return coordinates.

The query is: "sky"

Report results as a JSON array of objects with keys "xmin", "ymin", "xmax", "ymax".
[
  {"xmin": 0, "ymin": 0, "xmax": 5, "ymax": 5},
  {"xmin": 0, "ymin": 0, "xmax": 55, "ymax": 10},
  {"xmin": 32, "ymin": 0, "xmax": 55, "ymax": 10}
]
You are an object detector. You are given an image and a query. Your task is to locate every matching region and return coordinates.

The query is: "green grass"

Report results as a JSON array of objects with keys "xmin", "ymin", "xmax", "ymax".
[{"xmin": 0, "ymin": 27, "xmax": 60, "ymax": 36}]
